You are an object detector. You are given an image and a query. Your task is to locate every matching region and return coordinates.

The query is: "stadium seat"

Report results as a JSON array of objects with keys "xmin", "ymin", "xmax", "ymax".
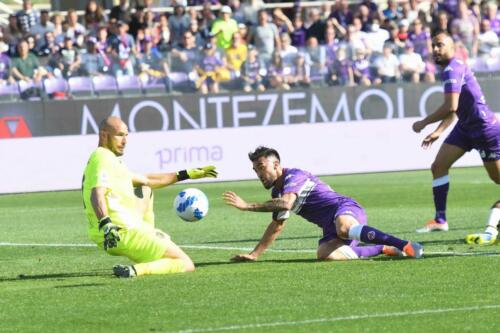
[
  {"xmin": 116, "ymin": 75, "xmax": 142, "ymax": 96},
  {"xmin": 92, "ymin": 75, "xmax": 118, "ymax": 97},
  {"xmin": 18, "ymin": 80, "xmax": 43, "ymax": 101},
  {"xmin": 68, "ymin": 76, "xmax": 93, "ymax": 98},
  {"xmin": 141, "ymin": 77, "xmax": 169, "ymax": 95},
  {"xmin": 169, "ymin": 72, "xmax": 195, "ymax": 93},
  {"xmin": 0, "ymin": 83, "xmax": 20, "ymax": 101},
  {"xmin": 43, "ymin": 78, "xmax": 69, "ymax": 100}
]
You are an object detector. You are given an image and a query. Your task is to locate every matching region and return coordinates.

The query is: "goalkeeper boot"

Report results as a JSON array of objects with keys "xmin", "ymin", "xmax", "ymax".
[
  {"xmin": 416, "ymin": 219, "xmax": 449, "ymax": 233},
  {"xmin": 113, "ymin": 265, "xmax": 137, "ymax": 278},
  {"xmin": 402, "ymin": 242, "xmax": 424, "ymax": 258},
  {"xmin": 465, "ymin": 232, "xmax": 497, "ymax": 246}
]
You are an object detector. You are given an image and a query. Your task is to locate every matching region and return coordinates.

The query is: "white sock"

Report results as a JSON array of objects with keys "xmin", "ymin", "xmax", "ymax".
[
  {"xmin": 432, "ymin": 175, "xmax": 449, "ymax": 187},
  {"xmin": 348, "ymin": 224, "xmax": 363, "ymax": 240},
  {"xmin": 485, "ymin": 208, "xmax": 500, "ymax": 236},
  {"xmin": 337, "ymin": 245, "xmax": 359, "ymax": 259}
]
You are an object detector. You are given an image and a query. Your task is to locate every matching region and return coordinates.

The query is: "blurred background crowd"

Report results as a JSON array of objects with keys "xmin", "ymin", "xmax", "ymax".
[{"xmin": 0, "ymin": 0, "xmax": 499, "ymax": 98}]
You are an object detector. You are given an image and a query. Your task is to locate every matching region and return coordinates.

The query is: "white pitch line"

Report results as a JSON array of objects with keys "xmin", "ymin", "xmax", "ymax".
[
  {"xmin": 0, "ymin": 242, "xmax": 498, "ymax": 256},
  {"xmin": 166, "ymin": 304, "xmax": 500, "ymax": 333}
]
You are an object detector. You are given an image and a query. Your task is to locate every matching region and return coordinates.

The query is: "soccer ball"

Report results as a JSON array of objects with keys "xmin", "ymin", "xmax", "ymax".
[{"xmin": 173, "ymin": 188, "xmax": 209, "ymax": 222}]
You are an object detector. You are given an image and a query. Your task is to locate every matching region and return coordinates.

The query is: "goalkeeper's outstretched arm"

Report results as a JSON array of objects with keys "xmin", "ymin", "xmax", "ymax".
[{"xmin": 132, "ymin": 165, "xmax": 218, "ymax": 189}]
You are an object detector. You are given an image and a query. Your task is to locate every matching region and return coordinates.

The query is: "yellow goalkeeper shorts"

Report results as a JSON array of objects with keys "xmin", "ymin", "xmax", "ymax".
[{"xmin": 106, "ymin": 226, "xmax": 171, "ymax": 263}]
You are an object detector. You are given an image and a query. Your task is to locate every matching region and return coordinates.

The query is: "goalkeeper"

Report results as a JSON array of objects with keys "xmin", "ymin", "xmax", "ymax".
[{"xmin": 82, "ymin": 116, "xmax": 217, "ymax": 278}]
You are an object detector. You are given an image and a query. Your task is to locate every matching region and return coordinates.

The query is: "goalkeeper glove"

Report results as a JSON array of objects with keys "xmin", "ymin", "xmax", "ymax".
[
  {"xmin": 99, "ymin": 216, "xmax": 122, "ymax": 250},
  {"xmin": 177, "ymin": 165, "xmax": 218, "ymax": 181}
]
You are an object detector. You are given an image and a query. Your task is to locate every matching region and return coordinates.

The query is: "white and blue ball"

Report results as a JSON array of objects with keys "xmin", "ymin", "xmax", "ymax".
[{"xmin": 173, "ymin": 188, "xmax": 209, "ymax": 222}]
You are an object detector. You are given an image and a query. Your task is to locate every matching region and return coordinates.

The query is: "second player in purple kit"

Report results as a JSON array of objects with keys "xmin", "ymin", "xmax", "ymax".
[
  {"xmin": 223, "ymin": 146, "xmax": 423, "ymax": 262},
  {"xmin": 412, "ymin": 31, "xmax": 499, "ymax": 241}
]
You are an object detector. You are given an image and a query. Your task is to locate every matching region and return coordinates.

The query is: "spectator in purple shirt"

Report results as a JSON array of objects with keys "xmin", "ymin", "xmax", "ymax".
[
  {"xmin": 327, "ymin": 46, "xmax": 354, "ymax": 86},
  {"xmin": 195, "ymin": 42, "xmax": 223, "ymax": 94},
  {"xmin": 267, "ymin": 50, "xmax": 290, "ymax": 90},
  {"xmin": 0, "ymin": 50, "xmax": 14, "ymax": 84},
  {"xmin": 450, "ymin": 0, "xmax": 480, "ymax": 54},
  {"xmin": 242, "ymin": 47, "xmax": 266, "ymax": 93},
  {"xmin": 483, "ymin": 1, "xmax": 500, "ymax": 37},
  {"xmin": 272, "ymin": 8, "xmax": 293, "ymax": 35},
  {"xmin": 290, "ymin": 15, "xmax": 307, "ymax": 48},
  {"xmin": 330, "ymin": 0, "xmax": 354, "ymax": 27},
  {"xmin": 223, "ymin": 146, "xmax": 423, "ymax": 262},
  {"xmin": 352, "ymin": 48, "xmax": 374, "ymax": 85},
  {"xmin": 409, "ymin": 18, "xmax": 432, "ymax": 58},
  {"xmin": 324, "ymin": 26, "xmax": 340, "ymax": 67}
]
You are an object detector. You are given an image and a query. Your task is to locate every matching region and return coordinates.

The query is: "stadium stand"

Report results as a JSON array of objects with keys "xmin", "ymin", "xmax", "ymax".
[{"xmin": 0, "ymin": 0, "xmax": 498, "ymax": 100}]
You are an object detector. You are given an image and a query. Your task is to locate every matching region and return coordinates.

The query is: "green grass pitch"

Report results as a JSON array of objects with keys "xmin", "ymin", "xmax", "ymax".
[{"xmin": 1, "ymin": 167, "xmax": 498, "ymax": 333}]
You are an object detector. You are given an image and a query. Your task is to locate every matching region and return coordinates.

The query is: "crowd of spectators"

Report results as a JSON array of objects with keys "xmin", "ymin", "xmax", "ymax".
[{"xmin": 0, "ymin": 0, "xmax": 499, "ymax": 97}]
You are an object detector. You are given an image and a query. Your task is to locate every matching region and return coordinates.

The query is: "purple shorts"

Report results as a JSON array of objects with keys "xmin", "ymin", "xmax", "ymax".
[
  {"xmin": 444, "ymin": 122, "xmax": 500, "ymax": 161},
  {"xmin": 318, "ymin": 202, "xmax": 367, "ymax": 246}
]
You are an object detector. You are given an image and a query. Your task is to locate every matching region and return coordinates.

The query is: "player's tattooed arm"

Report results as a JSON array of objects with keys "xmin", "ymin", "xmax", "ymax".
[
  {"xmin": 223, "ymin": 192, "xmax": 296, "ymax": 212},
  {"xmin": 246, "ymin": 197, "xmax": 293, "ymax": 212}
]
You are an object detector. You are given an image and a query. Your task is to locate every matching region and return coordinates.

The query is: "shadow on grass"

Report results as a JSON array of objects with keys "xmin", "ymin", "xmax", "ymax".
[
  {"xmin": 418, "ymin": 238, "xmax": 468, "ymax": 246},
  {"xmin": 194, "ymin": 235, "xmax": 319, "ymax": 245},
  {"xmin": 0, "ymin": 270, "xmax": 110, "ymax": 282},
  {"xmin": 55, "ymin": 283, "xmax": 107, "ymax": 288}
]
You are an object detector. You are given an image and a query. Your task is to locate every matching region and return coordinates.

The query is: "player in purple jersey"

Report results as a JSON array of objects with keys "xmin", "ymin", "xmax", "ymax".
[
  {"xmin": 412, "ymin": 32, "xmax": 499, "ymax": 243},
  {"xmin": 223, "ymin": 146, "xmax": 423, "ymax": 261}
]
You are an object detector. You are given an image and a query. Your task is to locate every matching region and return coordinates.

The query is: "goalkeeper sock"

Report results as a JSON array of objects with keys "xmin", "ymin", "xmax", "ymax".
[{"xmin": 133, "ymin": 258, "xmax": 186, "ymax": 276}]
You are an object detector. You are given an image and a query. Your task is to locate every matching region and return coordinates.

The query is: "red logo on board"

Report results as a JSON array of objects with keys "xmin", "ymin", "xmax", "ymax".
[{"xmin": 0, "ymin": 116, "xmax": 32, "ymax": 138}]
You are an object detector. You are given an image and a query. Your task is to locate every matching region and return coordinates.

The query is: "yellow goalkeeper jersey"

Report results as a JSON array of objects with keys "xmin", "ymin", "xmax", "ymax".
[{"xmin": 82, "ymin": 147, "xmax": 140, "ymax": 244}]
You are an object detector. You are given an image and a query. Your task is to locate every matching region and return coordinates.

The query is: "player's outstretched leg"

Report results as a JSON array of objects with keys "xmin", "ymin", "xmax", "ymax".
[
  {"xmin": 317, "ymin": 240, "xmax": 404, "ymax": 260},
  {"xmin": 336, "ymin": 215, "xmax": 423, "ymax": 258},
  {"xmin": 130, "ymin": 240, "xmax": 195, "ymax": 278},
  {"xmin": 112, "ymin": 229, "xmax": 195, "ymax": 278},
  {"xmin": 317, "ymin": 239, "xmax": 389, "ymax": 260},
  {"xmin": 465, "ymin": 201, "xmax": 499, "ymax": 245},
  {"xmin": 417, "ymin": 144, "xmax": 465, "ymax": 233}
]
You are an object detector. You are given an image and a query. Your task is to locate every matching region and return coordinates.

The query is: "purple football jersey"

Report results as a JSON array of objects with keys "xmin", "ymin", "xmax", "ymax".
[
  {"xmin": 271, "ymin": 168, "xmax": 360, "ymax": 228},
  {"xmin": 200, "ymin": 54, "xmax": 222, "ymax": 72},
  {"xmin": 441, "ymin": 58, "xmax": 497, "ymax": 131}
]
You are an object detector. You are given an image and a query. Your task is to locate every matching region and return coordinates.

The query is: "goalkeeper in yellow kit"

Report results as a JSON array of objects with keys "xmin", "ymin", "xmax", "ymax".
[{"xmin": 82, "ymin": 116, "xmax": 217, "ymax": 278}]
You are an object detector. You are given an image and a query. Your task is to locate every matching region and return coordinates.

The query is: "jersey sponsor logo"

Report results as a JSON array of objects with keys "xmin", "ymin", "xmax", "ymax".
[
  {"xmin": 284, "ymin": 182, "xmax": 298, "ymax": 188},
  {"xmin": 444, "ymin": 66, "xmax": 453, "ymax": 72},
  {"xmin": 285, "ymin": 174, "xmax": 293, "ymax": 180},
  {"xmin": 443, "ymin": 79, "xmax": 457, "ymax": 85}
]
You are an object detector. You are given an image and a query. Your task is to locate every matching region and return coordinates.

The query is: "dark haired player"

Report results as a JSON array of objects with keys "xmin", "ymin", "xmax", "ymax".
[{"xmin": 223, "ymin": 146, "xmax": 423, "ymax": 261}]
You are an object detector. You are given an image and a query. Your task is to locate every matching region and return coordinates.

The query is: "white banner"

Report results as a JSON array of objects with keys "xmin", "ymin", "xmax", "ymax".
[{"xmin": 0, "ymin": 117, "xmax": 485, "ymax": 194}]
